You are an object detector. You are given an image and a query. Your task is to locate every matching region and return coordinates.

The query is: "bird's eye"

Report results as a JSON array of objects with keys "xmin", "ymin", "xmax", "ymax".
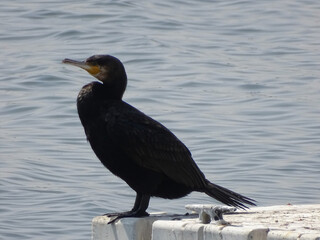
[{"xmin": 85, "ymin": 59, "xmax": 97, "ymax": 66}]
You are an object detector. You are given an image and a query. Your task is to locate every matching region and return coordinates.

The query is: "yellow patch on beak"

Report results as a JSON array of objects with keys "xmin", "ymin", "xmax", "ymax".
[
  {"xmin": 85, "ymin": 65, "xmax": 100, "ymax": 76},
  {"xmin": 62, "ymin": 58, "xmax": 101, "ymax": 76}
]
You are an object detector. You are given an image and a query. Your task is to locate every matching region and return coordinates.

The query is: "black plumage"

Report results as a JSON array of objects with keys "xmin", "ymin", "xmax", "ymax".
[{"xmin": 63, "ymin": 55, "xmax": 255, "ymax": 222}]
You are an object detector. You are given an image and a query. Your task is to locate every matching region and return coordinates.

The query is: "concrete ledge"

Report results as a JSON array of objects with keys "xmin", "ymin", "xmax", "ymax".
[
  {"xmin": 152, "ymin": 219, "xmax": 269, "ymax": 240},
  {"xmin": 92, "ymin": 204, "xmax": 320, "ymax": 240},
  {"xmin": 152, "ymin": 220, "xmax": 205, "ymax": 240},
  {"xmin": 92, "ymin": 213, "xmax": 170, "ymax": 240}
]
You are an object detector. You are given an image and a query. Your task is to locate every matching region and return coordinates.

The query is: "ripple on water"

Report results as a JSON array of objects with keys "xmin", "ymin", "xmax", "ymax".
[{"xmin": 1, "ymin": 0, "xmax": 320, "ymax": 239}]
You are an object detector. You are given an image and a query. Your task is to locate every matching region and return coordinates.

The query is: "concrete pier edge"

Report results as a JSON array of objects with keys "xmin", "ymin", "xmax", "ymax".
[{"xmin": 92, "ymin": 204, "xmax": 320, "ymax": 240}]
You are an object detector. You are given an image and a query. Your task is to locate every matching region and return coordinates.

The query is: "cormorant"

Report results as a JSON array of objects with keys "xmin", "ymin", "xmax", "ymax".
[{"xmin": 62, "ymin": 55, "xmax": 255, "ymax": 222}]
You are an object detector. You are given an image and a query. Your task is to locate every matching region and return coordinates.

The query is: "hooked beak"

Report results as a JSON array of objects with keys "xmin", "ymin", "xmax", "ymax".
[{"xmin": 62, "ymin": 58, "xmax": 101, "ymax": 76}]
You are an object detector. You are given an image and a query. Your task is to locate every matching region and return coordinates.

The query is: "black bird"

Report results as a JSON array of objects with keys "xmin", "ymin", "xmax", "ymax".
[{"xmin": 62, "ymin": 55, "xmax": 255, "ymax": 222}]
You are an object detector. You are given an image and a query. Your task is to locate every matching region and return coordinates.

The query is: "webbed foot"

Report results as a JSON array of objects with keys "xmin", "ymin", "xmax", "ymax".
[{"xmin": 104, "ymin": 210, "xmax": 149, "ymax": 224}]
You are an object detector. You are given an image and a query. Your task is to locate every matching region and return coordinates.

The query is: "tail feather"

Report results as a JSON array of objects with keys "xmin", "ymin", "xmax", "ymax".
[{"xmin": 204, "ymin": 181, "xmax": 256, "ymax": 209}]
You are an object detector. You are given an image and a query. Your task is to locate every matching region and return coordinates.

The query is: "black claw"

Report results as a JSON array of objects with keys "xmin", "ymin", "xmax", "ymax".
[
  {"xmin": 107, "ymin": 216, "xmax": 120, "ymax": 224},
  {"xmin": 104, "ymin": 210, "xmax": 149, "ymax": 224},
  {"xmin": 103, "ymin": 211, "xmax": 132, "ymax": 217}
]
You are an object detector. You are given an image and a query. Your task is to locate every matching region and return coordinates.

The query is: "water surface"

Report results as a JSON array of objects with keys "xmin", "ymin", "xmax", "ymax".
[{"xmin": 1, "ymin": 0, "xmax": 320, "ymax": 239}]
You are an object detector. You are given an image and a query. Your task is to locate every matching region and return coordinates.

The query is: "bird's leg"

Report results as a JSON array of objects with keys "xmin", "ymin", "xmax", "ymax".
[
  {"xmin": 104, "ymin": 194, "xmax": 141, "ymax": 217},
  {"xmin": 105, "ymin": 193, "xmax": 150, "ymax": 224},
  {"xmin": 134, "ymin": 194, "xmax": 150, "ymax": 216},
  {"xmin": 131, "ymin": 192, "xmax": 144, "ymax": 212}
]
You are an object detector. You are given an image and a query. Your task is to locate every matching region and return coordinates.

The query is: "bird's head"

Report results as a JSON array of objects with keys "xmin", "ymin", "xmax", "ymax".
[
  {"xmin": 63, "ymin": 55, "xmax": 127, "ymax": 98},
  {"xmin": 63, "ymin": 54, "xmax": 127, "ymax": 85}
]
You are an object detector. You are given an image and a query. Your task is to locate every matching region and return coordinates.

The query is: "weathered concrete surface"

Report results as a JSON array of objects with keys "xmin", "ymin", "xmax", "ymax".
[
  {"xmin": 225, "ymin": 204, "xmax": 320, "ymax": 237},
  {"xmin": 92, "ymin": 213, "xmax": 169, "ymax": 240},
  {"xmin": 92, "ymin": 204, "xmax": 320, "ymax": 240}
]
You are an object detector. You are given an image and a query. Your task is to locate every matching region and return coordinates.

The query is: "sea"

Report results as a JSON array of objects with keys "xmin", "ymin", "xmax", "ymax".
[{"xmin": 1, "ymin": 0, "xmax": 319, "ymax": 239}]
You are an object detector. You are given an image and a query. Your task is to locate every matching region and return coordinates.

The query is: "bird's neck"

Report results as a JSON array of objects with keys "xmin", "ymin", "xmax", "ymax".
[
  {"xmin": 78, "ymin": 81, "xmax": 124, "ymax": 102},
  {"xmin": 77, "ymin": 82, "xmax": 124, "ymax": 125}
]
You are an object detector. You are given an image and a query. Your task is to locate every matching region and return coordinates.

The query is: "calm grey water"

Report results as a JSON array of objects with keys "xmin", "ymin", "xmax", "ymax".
[{"xmin": 1, "ymin": 0, "xmax": 320, "ymax": 239}]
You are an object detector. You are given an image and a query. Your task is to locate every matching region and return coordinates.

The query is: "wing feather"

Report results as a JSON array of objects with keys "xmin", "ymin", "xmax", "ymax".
[{"xmin": 105, "ymin": 101, "xmax": 207, "ymax": 189}]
